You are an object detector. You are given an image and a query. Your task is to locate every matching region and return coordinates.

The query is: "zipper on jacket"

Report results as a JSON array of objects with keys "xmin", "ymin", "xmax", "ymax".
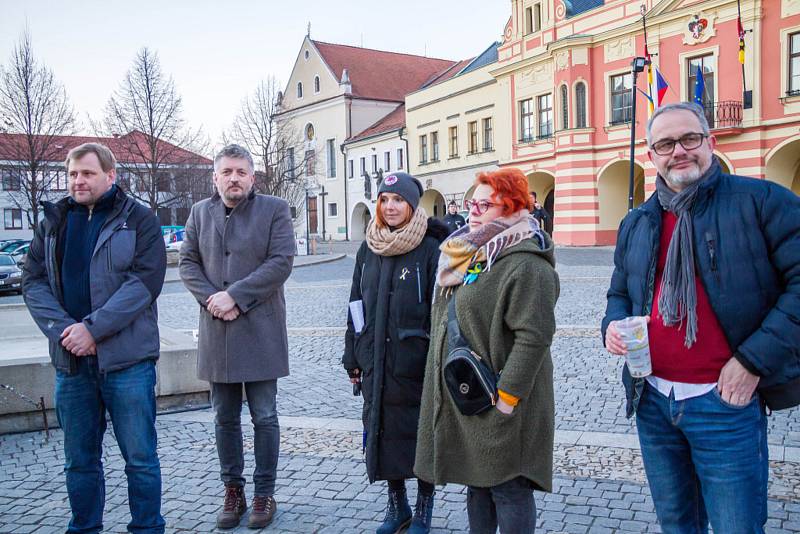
[
  {"xmin": 415, "ymin": 262, "xmax": 422, "ymax": 304},
  {"xmin": 705, "ymin": 232, "xmax": 717, "ymax": 271}
]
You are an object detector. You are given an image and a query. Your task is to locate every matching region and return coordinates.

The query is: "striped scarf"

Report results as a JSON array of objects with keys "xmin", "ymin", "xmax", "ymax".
[{"xmin": 436, "ymin": 210, "xmax": 543, "ymax": 288}]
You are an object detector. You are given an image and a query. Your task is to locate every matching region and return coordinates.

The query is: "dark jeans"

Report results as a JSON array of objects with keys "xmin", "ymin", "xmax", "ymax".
[
  {"xmin": 466, "ymin": 476, "xmax": 536, "ymax": 534},
  {"xmin": 636, "ymin": 381, "xmax": 768, "ymax": 534},
  {"xmin": 55, "ymin": 357, "xmax": 164, "ymax": 534},
  {"xmin": 211, "ymin": 380, "xmax": 279, "ymax": 496}
]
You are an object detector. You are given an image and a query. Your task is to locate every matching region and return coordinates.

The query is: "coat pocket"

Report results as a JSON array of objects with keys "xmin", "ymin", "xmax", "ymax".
[
  {"xmin": 394, "ymin": 328, "xmax": 429, "ymax": 379},
  {"xmin": 354, "ymin": 325, "xmax": 375, "ymax": 374}
]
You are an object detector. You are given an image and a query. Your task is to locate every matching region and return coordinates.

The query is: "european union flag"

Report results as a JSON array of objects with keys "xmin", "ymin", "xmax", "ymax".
[{"xmin": 693, "ymin": 65, "xmax": 705, "ymax": 108}]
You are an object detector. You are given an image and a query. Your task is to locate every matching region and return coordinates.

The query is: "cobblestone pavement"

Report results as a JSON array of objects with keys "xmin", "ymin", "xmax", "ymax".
[{"xmin": 2, "ymin": 248, "xmax": 799, "ymax": 533}]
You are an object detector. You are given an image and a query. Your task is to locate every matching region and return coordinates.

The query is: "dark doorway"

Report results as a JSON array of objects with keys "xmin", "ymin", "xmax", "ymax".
[
  {"xmin": 544, "ymin": 190, "xmax": 554, "ymax": 235},
  {"xmin": 308, "ymin": 197, "xmax": 318, "ymax": 234}
]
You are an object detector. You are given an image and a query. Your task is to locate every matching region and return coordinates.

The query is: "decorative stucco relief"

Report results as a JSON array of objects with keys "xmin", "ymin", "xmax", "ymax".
[
  {"xmin": 554, "ymin": 51, "xmax": 569, "ymax": 71},
  {"xmin": 572, "ymin": 47, "xmax": 588, "ymax": 66},
  {"xmin": 605, "ymin": 37, "xmax": 634, "ymax": 62},
  {"xmin": 520, "ymin": 62, "xmax": 553, "ymax": 84}
]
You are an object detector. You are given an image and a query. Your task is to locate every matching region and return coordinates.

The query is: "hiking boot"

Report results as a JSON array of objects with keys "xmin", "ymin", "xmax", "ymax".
[
  {"xmin": 216, "ymin": 484, "xmax": 247, "ymax": 529},
  {"xmin": 247, "ymin": 495, "xmax": 276, "ymax": 529},
  {"xmin": 376, "ymin": 487, "xmax": 412, "ymax": 534},
  {"xmin": 407, "ymin": 491, "xmax": 434, "ymax": 533}
]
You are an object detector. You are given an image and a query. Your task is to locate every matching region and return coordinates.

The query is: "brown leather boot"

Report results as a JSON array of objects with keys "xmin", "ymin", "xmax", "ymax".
[
  {"xmin": 247, "ymin": 495, "xmax": 276, "ymax": 529},
  {"xmin": 217, "ymin": 484, "xmax": 247, "ymax": 529}
]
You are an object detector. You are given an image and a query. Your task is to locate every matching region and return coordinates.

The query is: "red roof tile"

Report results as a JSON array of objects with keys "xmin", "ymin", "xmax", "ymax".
[
  {"xmin": 312, "ymin": 40, "xmax": 457, "ymax": 102},
  {"xmin": 0, "ymin": 131, "xmax": 211, "ymax": 166},
  {"xmin": 347, "ymin": 105, "xmax": 406, "ymax": 143}
]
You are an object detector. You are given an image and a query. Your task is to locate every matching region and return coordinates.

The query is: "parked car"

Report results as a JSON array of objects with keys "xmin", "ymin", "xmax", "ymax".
[
  {"xmin": 0, "ymin": 239, "xmax": 27, "ymax": 253},
  {"xmin": 163, "ymin": 227, "xmax": 185, "ymax": 252},
  {"xmin": 7, "ymin": 243, "xmax": 29, "ymax": 266},
  {"xmin": 0, "ymin": 254, "xmax": 23, "ymax": 294}
]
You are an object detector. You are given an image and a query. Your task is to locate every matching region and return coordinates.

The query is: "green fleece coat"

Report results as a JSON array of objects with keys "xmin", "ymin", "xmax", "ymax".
[{"xmin": 414, "ymin": 237, "xmax": 559, "ymax": 491}]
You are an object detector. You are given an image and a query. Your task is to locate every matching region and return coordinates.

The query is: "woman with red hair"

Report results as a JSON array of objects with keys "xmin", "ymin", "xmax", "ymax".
[{"xmin": 415, "ymin": 167, "xmax": 559, "ymax": 533}]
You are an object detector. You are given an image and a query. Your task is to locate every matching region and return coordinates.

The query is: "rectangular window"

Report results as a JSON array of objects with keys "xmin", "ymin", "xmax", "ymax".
[
  {"xmin": 449, "ymin": 126, "xmax": 458, "ymax": 158},
  {"xmin": 360, "ymin": 157, "xmax": 366, "ymax": 176},
  {"xmin": 687, "ymin": 54, "xmax": 716, "ymax": 126},
  {"xmin": 156, "ymin": 171, "xmax": 171, "ymax": 193},
  {"xmin": 287, "ymin": 147, "xmax": 295, "ymax": 178},
  {"xmin": 157, "ymin": 208, "xmax": 172, "ymax": 226},
  {"xmin": 520, "ymin": 98, "xmax": 534, "ymax": 142},
  {"xmin": 537, "ymin": 93, "xmax": 553, "ymax": 138},
  {"xmin": 791, "ymin": 32, "xmax": 800, "ymax": 95},
  {"xmin": 348, "ymin": 159, "xmax": 354, "ymax": 179},
  {"xmin": 482, "ymin": 117, "xmax": 493, "ymax": 151},
  {"xmin": 305, "ymin": 150, "xmax": 315, "ymax": 176},
  {"xmin": 534, "ymin": 3, "xmax": 542, "ymax": 32},
  {"xmin": 176, "ymin": 207, "xmax": 190, "ymax": 225},
  {"xmin": 468, "ymin": 121, "xmax": 478, "ymax": 154},
  {"xmin": 328, "ymin": 203, "xmax": 338, "ymax": 217},
  {"xmin": 48, "ymin": 169, "xmax": 67, "ymax": 191},
  {"xmin": 419, "ymin": 134, "xmax": 428, "ymax": 163},
  {"xmin": 431, "ymin": 131, "xmax": 439, "ymax": 161},
  {"xmin": 4, "ymin": 208, "xmax": 22, "ymax": 230},
  {"xmin": 397, "ymin": 148, "xmax": 404, "ymax": 169},
  {"xmin": 610, "ymin": 73, "xmax": 633, "ymax": 125},
  {"xmin": 326, "ymin": 139, "xmax": 336, "ymax": 178},
  {"xmin": 384, "ymin": 151, "xmax": 391, "ymax": 171},
  {"xmin": 371, "ymin": 154, "xmax": 378, "ymax": 173},
  {"xmin": 525, "ymin": 7, "xmax": 533, "ymax": 35},
  {"xmin": 1, "ymin": 169, "xmax": 20, "ymax": 191}
]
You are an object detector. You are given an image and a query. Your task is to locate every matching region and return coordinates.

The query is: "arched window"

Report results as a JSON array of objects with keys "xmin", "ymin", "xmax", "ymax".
[
  {"xmin": 314, "ymin": 76, "xmax": 320, "ymax": 93},
  {"xmin": 560, "ymin": 84, "xmax": 569, "ymax": 130},
  {"xmin": 575, "ymin": 82, "xmax": 587, "ymax": 128},
  {"xmin": 297, "ymin": 82, "xmax": 303, "ymax": 99}
]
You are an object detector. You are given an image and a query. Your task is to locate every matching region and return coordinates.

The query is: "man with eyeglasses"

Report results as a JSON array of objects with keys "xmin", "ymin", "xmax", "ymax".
[{"xmin": 601, "ymin": 102, "xmax": 800, "ymax": 533}]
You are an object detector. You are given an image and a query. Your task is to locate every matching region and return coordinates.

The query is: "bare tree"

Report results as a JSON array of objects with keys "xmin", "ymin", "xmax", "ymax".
[
  {"xmin": 98, "ymin": 47, "xmax": 211, "ymax": 223},
  {"xmin": 226, "ymin": 77, "xmax": 315, "ymax": 226},
  {"xmin": 0, "ymin": 31, "xmax": 76, "ymax": 228}
]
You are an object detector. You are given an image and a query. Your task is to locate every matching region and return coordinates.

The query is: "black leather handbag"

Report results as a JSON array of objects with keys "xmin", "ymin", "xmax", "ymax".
[{"xmin": 443, "ymin": 294, "xmax": 498, "ymax": 416}]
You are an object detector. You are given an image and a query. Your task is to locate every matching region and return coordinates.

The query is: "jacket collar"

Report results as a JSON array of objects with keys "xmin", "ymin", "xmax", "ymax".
[
  {"xmin": 41, "ymin": 185, "xmax": 131, "ymax": 231},
  {"xmin": 208, "ymin": 188, "xmax": 256, "ymax": 237}
]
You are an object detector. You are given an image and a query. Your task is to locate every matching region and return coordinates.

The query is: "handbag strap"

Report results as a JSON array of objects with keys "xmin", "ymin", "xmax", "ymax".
[{"xmin": 447, "ymin": 293, "xmax": 471, "ymax": 351}]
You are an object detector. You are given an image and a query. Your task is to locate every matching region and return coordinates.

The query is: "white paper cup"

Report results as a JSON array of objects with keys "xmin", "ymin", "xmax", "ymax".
[{"xmin": 616, "ymin": 316, "xmax": 652, "ymax": 378}]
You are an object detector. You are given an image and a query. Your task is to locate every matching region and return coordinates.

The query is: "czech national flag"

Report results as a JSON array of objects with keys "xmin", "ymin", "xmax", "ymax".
[{"xmin": 650, "ymin": 67, "xmax": 669, "ymax": 109}]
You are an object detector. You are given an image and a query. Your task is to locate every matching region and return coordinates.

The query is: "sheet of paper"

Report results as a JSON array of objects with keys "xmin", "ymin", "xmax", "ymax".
[{"xmin": 349, "ymin": 300, "xmax": 365, "ymax": 335}]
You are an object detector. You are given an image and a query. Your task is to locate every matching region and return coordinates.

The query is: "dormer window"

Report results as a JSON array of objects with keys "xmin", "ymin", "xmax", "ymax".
[
  {"xmin": 314, "ymin": 76, "xmax": 320, "ymax": 93},
  {"xmin": 304, "ymin": 50, "xmax": 310, "ymax": 60},
  {"xmin": 297, "ymin": 82, "xmax": 303, "ymax": 99}
]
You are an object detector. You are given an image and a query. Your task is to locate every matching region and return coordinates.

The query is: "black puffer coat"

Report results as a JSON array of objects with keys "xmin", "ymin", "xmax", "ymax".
[{"xmin": 343, "ymin": 218, "xmax": 449, "ymax": 482}]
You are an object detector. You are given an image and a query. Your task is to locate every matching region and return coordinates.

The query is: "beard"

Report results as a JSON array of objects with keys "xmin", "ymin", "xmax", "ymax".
[{"xmin": 664, "ymin": 159, "xmax": 703, "ymax": 188}]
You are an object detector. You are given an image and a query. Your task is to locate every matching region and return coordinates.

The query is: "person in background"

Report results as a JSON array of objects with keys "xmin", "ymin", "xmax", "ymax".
[
  {"xmin": 442, "ymin": 200, "xmax": 467, "ymax": 234},
  {"xmin": 343, "ymin": 172, "xmax": 449, "ymax": 534},
  {"xmin": 529, "ymin": 191, "xmax": 550, "ymax": 230},
  {"xmin": 416, "ymin": 167, "xmax": 559, "ymax": 534}
]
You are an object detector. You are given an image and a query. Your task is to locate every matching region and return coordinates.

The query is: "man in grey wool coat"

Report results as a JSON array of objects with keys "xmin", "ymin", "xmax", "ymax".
[{"xmin": 179, "ymin": 144, "xmax": 295, "ymax": 529}]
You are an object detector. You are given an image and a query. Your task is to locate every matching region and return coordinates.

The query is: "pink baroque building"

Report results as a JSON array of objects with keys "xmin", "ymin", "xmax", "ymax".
[{"xmin": 493, "ymin": 0, "xmax": 800, "ymax": 245}]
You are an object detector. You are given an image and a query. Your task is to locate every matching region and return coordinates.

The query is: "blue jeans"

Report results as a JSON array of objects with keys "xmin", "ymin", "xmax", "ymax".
[
  {"xmin": 466, "ymin": 476, "xmax": 537, "ymax": 534},
  {"xmin": 210, "ymin": 380, "xmax": 279, "ymax": 496},
  {"xmin": 636, "ymin": 381, "xmax": 768, "ymax": 534},
  {"xmin": 55, "ymin": 357, "xmax": 164, "ymax": 534}
]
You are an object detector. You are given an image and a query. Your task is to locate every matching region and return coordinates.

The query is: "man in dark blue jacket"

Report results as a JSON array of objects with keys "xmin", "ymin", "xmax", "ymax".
[
  {"xmin": 602, "ymin": 102, "xmax": 800, "ymax": 534},
  {"xmin": 23, "ymin": 143, "xmax": 166, "ymax": 534}
]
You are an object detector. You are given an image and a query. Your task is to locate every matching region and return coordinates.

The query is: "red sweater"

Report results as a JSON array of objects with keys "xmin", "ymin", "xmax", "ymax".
[{"xmin": 648, "ymin": 211, "xmax": 731, "ymax": 383}]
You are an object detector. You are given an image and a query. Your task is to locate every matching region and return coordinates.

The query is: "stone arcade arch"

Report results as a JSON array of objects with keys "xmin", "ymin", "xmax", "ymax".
[
  {"xmin": 420, "ymin": 188, "xmax": 446, "ymax": 218},
  {"xmin": 527, "ymin": 171, "xmax": 555, "ymax": 235},
  {"xmin": 765, "ymin": 136, "xmax": 800, "ymax": 195},
  {"xmin": 597, "ymin": 160, "xmax": 645, "ymax": 235},
  {"xmin": 350, "ymin": 202, "xmax": 373, "ymax": 241}
]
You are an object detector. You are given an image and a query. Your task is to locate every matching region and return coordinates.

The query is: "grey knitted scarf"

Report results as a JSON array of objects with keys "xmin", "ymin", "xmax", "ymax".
[{"xmin": 655, "ymin": 159, "xmax": 719, "ymax": 348}]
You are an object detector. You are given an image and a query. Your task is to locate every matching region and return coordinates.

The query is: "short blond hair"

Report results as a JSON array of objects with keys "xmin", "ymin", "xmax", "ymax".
[{"xmin": 65, "ymin": 143, "xmax": 117, "ymax": 173}]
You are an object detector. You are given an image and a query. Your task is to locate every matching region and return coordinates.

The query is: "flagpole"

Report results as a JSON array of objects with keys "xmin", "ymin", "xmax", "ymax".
[
  {"xmin": 737, "ymin": 0, "xmax": 746, "ymax": 93},
  {"xmin": 629, "ymin": 57, "xmax": 647, "ymax": 212}
]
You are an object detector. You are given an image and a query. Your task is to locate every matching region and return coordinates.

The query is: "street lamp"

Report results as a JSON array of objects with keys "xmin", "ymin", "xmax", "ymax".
[{"xmin": 628, "ymin": 56, "xmax": 649, "ymax": 212}]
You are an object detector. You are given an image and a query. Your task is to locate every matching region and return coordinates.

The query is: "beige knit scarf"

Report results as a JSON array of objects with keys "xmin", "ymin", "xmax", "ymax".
[{"xmin": 366, "ymin": 207, "xmax": 429, "ymax": 257}]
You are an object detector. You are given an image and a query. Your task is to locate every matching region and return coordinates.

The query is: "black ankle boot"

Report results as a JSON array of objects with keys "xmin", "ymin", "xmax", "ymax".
[
  {"xmin": 376, "ymin": 487, "xmax": 412, "ymax": 534},
  {"xmin": 407, "ymin": 491, "xmax": 434, "ymax": 533}
]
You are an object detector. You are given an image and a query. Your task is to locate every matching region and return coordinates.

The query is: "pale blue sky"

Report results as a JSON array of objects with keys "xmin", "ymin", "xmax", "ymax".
[{"xmin": 0, "ymin": 0, "xmax": 509, "ymax": 148}]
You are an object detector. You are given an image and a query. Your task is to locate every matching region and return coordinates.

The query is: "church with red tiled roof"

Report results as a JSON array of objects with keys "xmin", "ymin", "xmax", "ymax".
[{"xmin": 278, "ymin": 36, "xmax": 462, "ymax": 241}]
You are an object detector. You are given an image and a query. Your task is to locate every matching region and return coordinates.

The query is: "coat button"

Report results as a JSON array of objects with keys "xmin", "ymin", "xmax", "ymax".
[
  {"xmin": 386, "ymin": 337, "xmax": 391, "ymax": 343},
  {"xmin": 225, "ymin": 251, "xmax": 230, "ymax": 256}
]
